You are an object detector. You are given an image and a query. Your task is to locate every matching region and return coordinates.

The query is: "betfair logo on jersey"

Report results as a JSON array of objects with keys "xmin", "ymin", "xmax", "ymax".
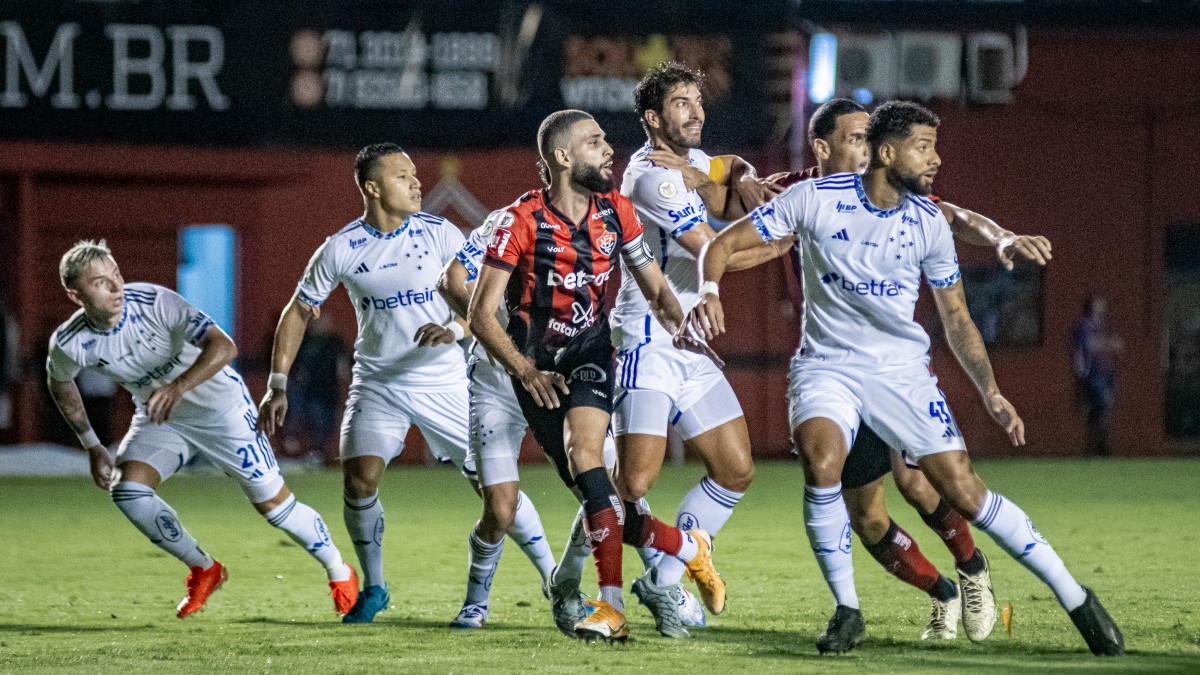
[
  {"xmin": 820, "ymin": 271, "xmax": 907, "ymax": 297},
  {"xmin": 546, "ymin": 267, "xmax": 613, "ymax": 290},
  {"xmin": 130, "ymin": 354, "xmax": 184, "ymax": 388},
  {"xmin": 359, "ymin": 288, "xmax": 437, "ymax": 310}
]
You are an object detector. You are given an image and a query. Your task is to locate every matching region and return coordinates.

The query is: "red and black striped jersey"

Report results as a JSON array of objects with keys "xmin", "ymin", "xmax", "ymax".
[{"xmin": 484, "ymin": 188, "xmax": 646, "ymax": 360}]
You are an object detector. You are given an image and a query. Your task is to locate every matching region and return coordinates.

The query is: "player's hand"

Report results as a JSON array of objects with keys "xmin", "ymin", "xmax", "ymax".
[
  {"xmin": 673, "ymin": 323, "xmax": 725, "ymax": 369},
  {"xmin": 257, "ymin": 387, "xmax": 288, "ymax": 436},
  {"xmin": 687, "ymin": 293, "xmax": 726, "ymax": 341},
  {"xmin": 984, "ymin": 391, "xmax": 1025, "ymax": 446},
  {"xmin": 998, "ymin": 234, "xmax": 1052, "ymax": 271},
  {"xmin": 734, "ymin": 174, "xmax": 784, "ymax": 210},
  {"xmin": 146, "ymin": 382, "xmax": 185, "ymax": 424},
  {"xmin": 646, "ymin": 148, "xmax": 712, "ymax": 192},
  {"xmin": 414, "ymin": 322, "xmax": 457, "ymax": 347},
  {"xmin": 87, "ymin": 445, "xmax": 117, "ymax": 490},
  {"xmin": 519, "ymin": 367, "xmax": 570, "ymax": 409}
]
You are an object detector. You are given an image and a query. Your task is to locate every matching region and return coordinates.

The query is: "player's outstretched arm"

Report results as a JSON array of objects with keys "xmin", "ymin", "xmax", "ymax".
[
  {"xmin": 256, "ymin": 296, "xmax": 314, "ymax": 436},
  {"xmin": 688, "ymin": 216, "xmax": 770, "ymax": 341},
  {"xmin": 146, "ymin": 326, "xmax": 237, "ymax": 425},
  {"xmin": 436, "ymin": 258, "xmax": 472, "ymax": 321},
  {"xmin": 468, "ymin": 264, "xmax": 568, "ymax": 409},
  {"xmin": 676, "ymin": 225, "xmax": 795, "ymax": 274},
  {"xmin": 47, "ymin": 376, "xmax": 114, "ymax": 489},
  {"xmin": 932, "ymin": 281, "xmax": 1025, "ymax": 446},
  {"xmin": 938, "ymin": 201, "xmax": 1052, "ymax": 271}
]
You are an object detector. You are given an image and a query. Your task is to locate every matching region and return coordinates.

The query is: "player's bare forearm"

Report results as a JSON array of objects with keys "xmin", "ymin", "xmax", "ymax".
[
  {"xmin": 941, "ymin": 201, "xmax": 1010, "ymax": 248},
  {"xmin": 468, "ymin": 266, "xmax": 530, "ymax": 378},
  {"xmin": 727, "ymin": 235, "xmax": 794, "ymax": 272},
  {"xmin": 934, "ymin": 283, "xmax": 1000, "ymax": 397},
  {"xmin": 436, "ymin": 259, "xmax": 472, "ymax": 320},
  {"xmin": 631, "ymin": 263, "xmax": 685, "ymax": 335},
  {"xmin": 268, "ymin": 297, "xmax": 314, "ymax": 376},
  {"xmin": 47, "ymin": 377, "xmax": 94, "ymax": 436},
  {"xmin": 171, "ymin": 328, "xmax": 237, "ymax": 393},
  {"xmin": 701, "ymin": 217, "xmax": 765, "ymax": 285}
]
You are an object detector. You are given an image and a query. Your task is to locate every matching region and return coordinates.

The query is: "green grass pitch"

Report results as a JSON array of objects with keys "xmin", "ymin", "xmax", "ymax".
[{"xmin": 3, "ymin": 459, "xmax": 1199, "ymax": 673}]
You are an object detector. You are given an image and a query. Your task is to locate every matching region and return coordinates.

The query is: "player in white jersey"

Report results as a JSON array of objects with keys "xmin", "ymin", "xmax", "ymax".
[
  {"xmin": 610, "ymin": 62, "xmax": 794, "ymax": 638},
  {"xmin": 437, "ymin": 209, "xmax": 699, "ymax": 633},
  {"xmin": 689, "ymin": 101, "xmax": 1123, "ymax": 657},
  {"xmin": 256, "ymin": 144, "xmax": 556, "ymax": 624},
  {"xmin": 46, "ymin": 240, "xmax": 358, "ymax": 619}
]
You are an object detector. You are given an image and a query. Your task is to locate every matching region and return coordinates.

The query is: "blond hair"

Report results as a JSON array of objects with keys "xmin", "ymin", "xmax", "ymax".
[{"xmin": 59, "ymin": 239, "xmax": 113, "ymax": 289}]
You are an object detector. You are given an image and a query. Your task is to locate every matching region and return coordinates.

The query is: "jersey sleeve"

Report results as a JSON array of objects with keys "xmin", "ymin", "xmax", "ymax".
[
  {"xmin": 748, "ymin": 180, "xmax": 811, "ymax": 242},
  {"xmin": 456, "ymin": 210, "xmax": 504, "ymax": 283},
  {"xmin": 156, "ymin": 287, "xmax": 217, "ymax": 346},
  {"xmin": 631, "ymin": 168, "xmax": 705, "ymax": 240},
  {"xmin": 615, "ymin": 195, "xmax": 646, "ymax": 242},
  {"xmin": 922, "ymin": 210, "xmax": 962, "ymax": 289},
  {"xmin": 483, "ymin": 209, "xmax": 530, "ymax": 273},
  {"xmin": 46, "ymin": 334, "xmax": 81, "ymax": 382},
  {"xmin": 432, "ymin": 217, "xmax": 467, "ymax": 266},
  {"xmin": 295, "ymin": 239, "xmax": 342, "ymax": 307}
]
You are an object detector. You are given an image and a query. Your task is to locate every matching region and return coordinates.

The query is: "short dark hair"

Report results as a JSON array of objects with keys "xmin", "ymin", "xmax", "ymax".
[
  {"xmin": 866, "ymin": 100, "xmax": 940, "ymax": 154},
  {"xmin": 808, "ymin": 98, "xmax": 867, "ymax": 144},
  {"xmin": 355, "ymin": 142, "xmax": 406, "ymax": 187},
  {"xmin": 537, "ymin": 109, "xmax": 593, "ymax": 172},
  {"xmin": 633, "ymin": 61, "xmax": 704, "ymax": 135}
]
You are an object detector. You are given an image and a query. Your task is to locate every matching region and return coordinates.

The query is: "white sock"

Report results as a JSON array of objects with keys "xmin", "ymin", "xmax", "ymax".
[
  {"xmin": 656, "ymin": 476, "xmax": 744, "ymax": 585},
  {"xmin": 599, "ymin": 585, "xmax": 624, "ymax": 612},
  {"xmin": 556, "ymin": 507, "xmax": 591, "ymax": 582},
  {"xmin": 344, "ymin": 491, "xmax": 385, "ymax": 588},
  {"xmin": 111, "ymin": 481, "xmax": 213, "ymax": 569},
  {"xmin": 635, "ymin": 498, "xmax": 662, "ymax": 572},
  {"xmin": 464, "ymin": 528, "xmax": 504, "ymax": 607},
  {"xmin": 506, "ymin": 491, "xmax": 554, "ymax": 584},
  {"xmin": 265, "ymin": 494, "xmax": 349, "ymax": 581},
  {"xmin": 973, "ymin": 490, "xmax": 1087, "ymax": 611},
  {"xmin": 804, "ymin": 483, "xmax": 859, "ymax": 610}
]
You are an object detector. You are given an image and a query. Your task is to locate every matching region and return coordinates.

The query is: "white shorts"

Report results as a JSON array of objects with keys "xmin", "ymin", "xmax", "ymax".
[
  {"xmin": 787, "ymin": 359, "xmax": 967, "ymax": 464},
  {"xmin": 467, "ymin": 356, "xmax": 616, "ymax": 487},
  {"xmin": 339, "ymin": 381, "xmax": 474, "ymax": 477},
  {"xmin": 613, "ymin": 342, "xmax": 742, "ymax": 440},
  {"xmin": 117, "ymin": 403, "xmax": 284, "ymax": 503}
]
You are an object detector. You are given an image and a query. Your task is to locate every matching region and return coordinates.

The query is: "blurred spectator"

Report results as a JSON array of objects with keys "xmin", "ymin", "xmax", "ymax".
[
  {"xmin": 1073, "ymin": 295, "xmax": 1123, "ymax": 456},
  {"xmin": 0, "ymin": 299, "xmax": 16, "ymax": 437},
  {"xmin": 283, "ymin": 313, "xmax": 349, "ymax": 465}
]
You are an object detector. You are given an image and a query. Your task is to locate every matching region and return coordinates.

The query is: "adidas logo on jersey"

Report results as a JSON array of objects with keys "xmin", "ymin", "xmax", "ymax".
[
  {"xmin": 353, "ymin": 263, "xmax": 370, "ymax": 274},
  {"xmin": 831, "ymin": 229, "xmax": 850, "ymax": 241},
  {"xmin": 821, "ymin": 270, "xmax": 907, "ymax": 297},
  {"xmin": 836, "ymin": 201, "xmax": 857, "ymax": 213}
]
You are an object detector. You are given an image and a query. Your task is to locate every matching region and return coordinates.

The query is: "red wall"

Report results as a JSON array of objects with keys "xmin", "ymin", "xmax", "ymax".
[{"xmin": 4, "ymin": 28, "xmax": 1199, "ymax": 459}]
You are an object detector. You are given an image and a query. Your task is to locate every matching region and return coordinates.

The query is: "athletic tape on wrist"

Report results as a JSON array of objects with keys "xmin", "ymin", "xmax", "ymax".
[
  {"xmin": 446, "ymin": 321, "xmax": 465, "ymax": 341},
  {"xmin": 698, "ymin": 281, "xmax": 720, "ymax": 298},
  {"xmin": 268, "ymin": 372, "xmax": 288, "ymax": 391},
  {"xmin": 78, "ymin": 428, "xmax": 100, "ymax": 449}
]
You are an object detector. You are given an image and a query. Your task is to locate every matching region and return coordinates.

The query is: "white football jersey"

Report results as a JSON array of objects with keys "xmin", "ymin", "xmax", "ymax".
[
  {"xmin": 611, "ymin": 143, "xmax": 713, "ymax": 346},
  {"xmin": 296, "ymin": 213, "xmax": 467, "ymax": 391},
  {"xmin": 751, "ymin": 172, "xmax": 960, "ymax": 367},
  {"xmin": 453, "ymin": 208, "xmax": 509, "ymax": 363},
  {"xmin": 47, "ymin": 283, "xmax": 252, "ymax": 421}
]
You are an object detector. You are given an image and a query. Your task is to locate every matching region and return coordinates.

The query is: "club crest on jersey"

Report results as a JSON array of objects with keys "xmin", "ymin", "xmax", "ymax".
[
  {"xmin": 497, "ymin": 212, "xmax": 515, "ymax": 229},
  {"xmin": 597, "ymin": 232, "xmax": 617, "ymax": 256}
]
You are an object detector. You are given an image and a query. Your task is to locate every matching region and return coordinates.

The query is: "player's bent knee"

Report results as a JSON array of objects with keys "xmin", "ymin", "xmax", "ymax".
[
  {"xmin": 709, "ymin": 460, "xmax": 754, "ymax": 493},
  {"xmin": 617, "ymin": 472, "xmax": 654, "ymax": 502},
  {"xmin": 937, "ymin": 476, "xmax": 985, "ymax": 520}
]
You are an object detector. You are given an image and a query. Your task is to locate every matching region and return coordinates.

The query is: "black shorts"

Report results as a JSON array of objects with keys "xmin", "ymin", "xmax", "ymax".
[
  {"xmin": 840, "ymin": 424, "xmax": 894, "ymax": 490},
  {"xmin": 512, "ymin": 323, "xmax": 614, "ymax": 488}
]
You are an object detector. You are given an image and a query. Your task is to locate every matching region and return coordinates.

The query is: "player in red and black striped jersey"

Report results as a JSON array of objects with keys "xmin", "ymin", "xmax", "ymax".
[
  {"xmin": 468, "ymin": 110, "xmax": 723, "ymax": 643},
  {"xmin": 765, "ymin": 99, "xmax": 1056, "ymax": 648}
]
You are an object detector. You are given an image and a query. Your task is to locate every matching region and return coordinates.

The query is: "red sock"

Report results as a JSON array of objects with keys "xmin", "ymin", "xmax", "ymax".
[
  {"xmin": 584, "ymin": 505, "xmax": 624, "ymax": 590},
  {"xmin": 921, "ymin": 499, "xmax": 977, "ymax": 564},
  {"xmin": 864, "ymin": 520, "xmax": 941, "ymax": 594},
  {"xmin": 623, "ymin": 503, "xmax": 683, "ymax": 556}
]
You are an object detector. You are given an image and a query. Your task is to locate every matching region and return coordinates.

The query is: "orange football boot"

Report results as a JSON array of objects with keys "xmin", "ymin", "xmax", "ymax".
[
  {"xmin": 330, "ymin": 566, "xmax": 360, "ymax": 616},
  {"xmin": 176, "ymin": 560, "xmax": 228, "ymax": 618}
]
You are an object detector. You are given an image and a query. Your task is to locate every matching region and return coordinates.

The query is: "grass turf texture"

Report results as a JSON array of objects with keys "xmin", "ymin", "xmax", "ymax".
[{"xmin": 3, "ymin": 459, "xmax": 1198, "ymax": 674}]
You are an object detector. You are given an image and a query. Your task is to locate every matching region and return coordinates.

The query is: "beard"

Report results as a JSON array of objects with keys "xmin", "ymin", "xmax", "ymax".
[
  {"xmin": 664, "ymin": 121, "xmax": 702, "ymax": 149},
  {"xmin": 886, "ymin": 166, "xmax": 932, "ymax": 196},
  {"xmin": 571, "ymin": 163, "xmax": 613, "ymax": 193}
]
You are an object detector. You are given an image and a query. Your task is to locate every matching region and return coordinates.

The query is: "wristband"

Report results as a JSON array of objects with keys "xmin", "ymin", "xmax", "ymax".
[
  {"xmin": 78, "ymin": 428, "xmax": 100, "ymax": 449},
  {"xmin": 697, "ymin": 281, "xmax": 720, "ymax": 298},
  {"xmin": 446, "ymin": 321, "xmax": 465, "ymax": 341},
  {"xmin": 268, "ymin": 372, "xmax": 288, "ymax": 391}
]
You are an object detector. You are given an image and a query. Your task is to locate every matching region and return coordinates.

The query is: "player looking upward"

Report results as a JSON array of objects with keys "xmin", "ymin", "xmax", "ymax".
[
  {"xmin": 46, "ymin": 240, "xmax": 358, "ymax": 619},
  {"xmin": 689, "ymin": 100, "xmax": 1123, "ymax": 657},
  {"xmin": 468, "ymin": 109, "xmax": 723, "ymax": 642},
  {"xmin": 257, "ymin": 144, "xmax": 556, "ymax": 624}
]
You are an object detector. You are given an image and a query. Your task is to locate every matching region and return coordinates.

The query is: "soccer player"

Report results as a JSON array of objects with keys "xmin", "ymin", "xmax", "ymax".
[
  {"xmin": 46, "ymin": 240, "xmax": 358, "ymax": 618},
  {"xmin": 468, "ymin": 109, "xmax": 723, "ymax": 642},
  {"xmin": 611, "ymin": 62, "xmax": 794, "ymax": 638},
  {"xmin": 764, "ymin": 98, "xmax": 1056, "ymax": 642},
  {"xmin": 437, "ymin": 209, "xmax": 694, "ymax": 631},
  {"xmin": 256, "ymin": 144, "xmax": 556, "ymax": 624},
  {"xmin": 689, "ymin": 101, "xmax": 1124, "ymax": 656}
]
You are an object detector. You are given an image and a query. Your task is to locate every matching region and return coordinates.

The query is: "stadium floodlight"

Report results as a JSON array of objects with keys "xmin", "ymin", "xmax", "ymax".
[{"xmin": 808, "ymin": 32, "xmax": 837, "ymax": 104}]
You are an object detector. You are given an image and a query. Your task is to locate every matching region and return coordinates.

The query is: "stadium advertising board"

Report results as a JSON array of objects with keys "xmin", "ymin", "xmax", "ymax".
[{"xmin": 0, "ymin": 1, "xmax": 769, "ymax": 148}]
